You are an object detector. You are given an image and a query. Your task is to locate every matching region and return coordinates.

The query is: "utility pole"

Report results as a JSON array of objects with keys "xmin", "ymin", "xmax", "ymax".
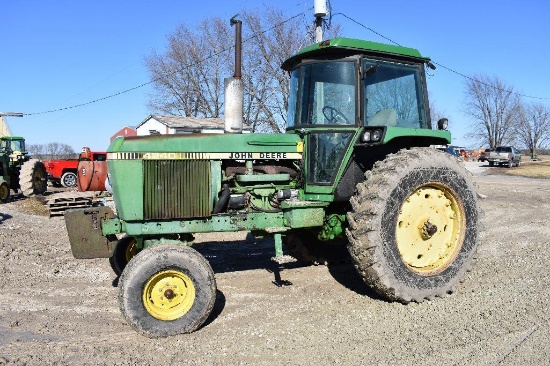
[{"xmin": 314, "ymin": 0, "xmax": 327, "ymax": 42}]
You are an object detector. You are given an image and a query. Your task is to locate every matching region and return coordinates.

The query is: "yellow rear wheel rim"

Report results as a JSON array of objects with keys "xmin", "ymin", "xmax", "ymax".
[
  {"xmin": 396, "ymin": 184, "xmax": 465, "ymax": 275},
  {"xmin": 143, "ymin": 270, "xmax": 195, "ymax": 321}
]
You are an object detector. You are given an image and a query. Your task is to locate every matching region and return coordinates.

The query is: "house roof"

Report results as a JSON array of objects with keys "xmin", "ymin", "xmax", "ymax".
[{"xmin": 137, "ymin": 114, "xmax": 250, "ymax": 131}]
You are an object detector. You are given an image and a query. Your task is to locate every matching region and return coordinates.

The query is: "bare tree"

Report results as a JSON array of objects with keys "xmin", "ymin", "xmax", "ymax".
[
  {"xmin": 463, "ymin": 74, "xmax": 521, "ymax": 149},
  {"xmin": 27, "ymin": 143, "xmax": 76, "ymax": 160},
  {"xmin": 516, "ymin": 102, "xmax": 550, "ymax": 159},
  {"xmin": 146, "ymin": 18, "xmax": 231, "ymax": 118},
  {"xmin": 145, "ymin": 7, "xmax": 340, "ymax": 133}
]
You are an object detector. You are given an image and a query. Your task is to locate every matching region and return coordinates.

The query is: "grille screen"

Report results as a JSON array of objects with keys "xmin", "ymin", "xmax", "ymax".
[{"xmin": 143, "ymin": 160, "xmax": 211, "ymax": 220}]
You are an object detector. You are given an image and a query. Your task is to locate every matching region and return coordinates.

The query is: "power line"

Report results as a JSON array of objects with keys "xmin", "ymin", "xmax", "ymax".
[
  {"xmin": 24, "ymin": 10, "xmax": 309, "ymax": 116},
  {"xmin": 332, "ymin": 12, "xmax": 549, "ymax": 101}
]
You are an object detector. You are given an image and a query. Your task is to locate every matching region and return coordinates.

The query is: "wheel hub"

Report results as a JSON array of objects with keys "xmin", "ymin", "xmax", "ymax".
[
  {"xmin": 142, "ymin": 270, "xmax": 195, "ymax": 321},
  {"xmin": 421, "ymin": 221, "xmax": 438, "ymax": 239}
]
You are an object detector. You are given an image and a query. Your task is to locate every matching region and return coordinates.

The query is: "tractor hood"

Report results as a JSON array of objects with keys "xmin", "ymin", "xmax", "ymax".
[{"xmin": 108, "ymin": 133, "xmax": 303, "ymax": 159}]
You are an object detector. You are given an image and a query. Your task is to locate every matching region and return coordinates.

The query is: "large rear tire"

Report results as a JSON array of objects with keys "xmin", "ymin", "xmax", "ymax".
[
  {"xmin": 118, "ymin": 244, "xmax": 216, "ymax": 338},
  {"xmin": 19, "ymin": 159, "xmax": 47, "ymax": 196},
  {"xmin": 346, "ymin": 147, "xmax": 481, "ymax": 303}
]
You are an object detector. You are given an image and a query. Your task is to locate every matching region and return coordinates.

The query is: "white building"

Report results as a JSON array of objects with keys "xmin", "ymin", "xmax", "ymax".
[{"xmin": 135, "ymin": 115, "xmax": 250, "ymax": 136}]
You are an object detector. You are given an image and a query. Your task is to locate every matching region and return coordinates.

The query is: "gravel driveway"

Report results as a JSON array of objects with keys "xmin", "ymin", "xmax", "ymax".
[{"xmin": 0, "ymin": 166, "xmax": 548, "ymax": 365}]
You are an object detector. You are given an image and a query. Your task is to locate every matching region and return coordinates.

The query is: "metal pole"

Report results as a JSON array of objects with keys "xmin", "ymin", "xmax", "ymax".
[
  {"xmin": 230, "ymin": 16, "xmax": 242, "ymax": 79},
  {"xmin": 315, "ymin": 17, "xmax": 323, "ymax": 42}
]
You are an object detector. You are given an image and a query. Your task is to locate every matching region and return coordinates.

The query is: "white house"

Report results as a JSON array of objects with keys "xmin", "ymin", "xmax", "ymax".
[{"xmin": 135, "ymin": 115, "xmax": 250, "ymax": 136}]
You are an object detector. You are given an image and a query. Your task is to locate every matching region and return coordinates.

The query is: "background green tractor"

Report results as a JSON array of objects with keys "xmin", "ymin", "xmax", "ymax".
[
  {"xmin": 0, "ymin": 135, "xmax": 48, "ymax": 202},
  {"xmin": 66, "ymin": 37, "xmax": 480, "ymax": 338}
]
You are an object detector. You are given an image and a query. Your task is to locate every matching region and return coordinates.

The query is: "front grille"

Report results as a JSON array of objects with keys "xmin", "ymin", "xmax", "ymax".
[{"xmin": 143, "ymin": 160, "xmax": 211, "ymax": 220}]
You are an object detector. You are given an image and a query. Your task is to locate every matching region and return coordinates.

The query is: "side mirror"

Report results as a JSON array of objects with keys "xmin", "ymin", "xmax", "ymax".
[{"xmin": 437, "ymin": 118, "xmax": 448, "ymax": 130}]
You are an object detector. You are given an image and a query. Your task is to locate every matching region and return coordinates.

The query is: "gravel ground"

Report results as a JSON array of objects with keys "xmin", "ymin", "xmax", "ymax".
[{"xmin": 0, "ymin": 163, "xmax": 549, "ymax": 365}]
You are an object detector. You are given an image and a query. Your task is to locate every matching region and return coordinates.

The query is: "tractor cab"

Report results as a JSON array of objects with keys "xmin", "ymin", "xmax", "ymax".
[
  {"xmin": 0, "ymin": 136, "xmax": 27, "ymax": 162},
  {"xmin": 282, "ymin": 38, "xmax": 448, "ymax": 199}
]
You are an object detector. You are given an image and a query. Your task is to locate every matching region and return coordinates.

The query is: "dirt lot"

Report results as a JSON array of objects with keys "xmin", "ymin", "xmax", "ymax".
[{"xmin": 0, "ymin": 163, "xmax": 549, "ymax": 365}]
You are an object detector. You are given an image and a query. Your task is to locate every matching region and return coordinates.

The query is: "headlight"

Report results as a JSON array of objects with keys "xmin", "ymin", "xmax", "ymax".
[
  {"xmin": 361, "ymin": 129, "xmax": 383, "ymax": 143},
  {"xmin": 361, "ymin": 131, "xmax": 371, "ymax": 142}
]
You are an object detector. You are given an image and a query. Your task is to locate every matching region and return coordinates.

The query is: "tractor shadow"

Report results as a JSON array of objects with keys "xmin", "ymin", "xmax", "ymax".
[
  {"xmin": 193, "ymin": 234, "xmax": 383, "ymax": 301},
  {"xmin": 0, "ymin": 212, "xmax": 12, "ymax": 224},
  {"xmin": 327, "ymin": 262, "xmax": 386, "ymax": 301}
]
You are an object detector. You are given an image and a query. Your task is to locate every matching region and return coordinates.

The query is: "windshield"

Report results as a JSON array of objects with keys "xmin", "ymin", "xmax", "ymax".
[
  {"xmin": 1, "ymin": 139, "xmax": 25, "ymax": 152},
  {"xmin": 363, "ymin": 59, "xmax": 428, "ymax": 128},
  {"xmin": 287, "ymin": 61, "xmax": 356, "ymax": 127}
]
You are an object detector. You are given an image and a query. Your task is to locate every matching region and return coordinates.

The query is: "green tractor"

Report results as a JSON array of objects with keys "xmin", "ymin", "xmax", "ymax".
[
  {"xmin": 65, "ymin": 37, "xmax": 480, "ymax": 338},
  {"xmin": 0, "ymin": 135, "xmax": 48, "ymax": 202}
]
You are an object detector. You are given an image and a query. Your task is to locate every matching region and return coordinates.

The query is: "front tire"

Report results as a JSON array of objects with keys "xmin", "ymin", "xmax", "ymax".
[
  {"xmin": 118, "ymin": 244, "xmax": 216, "ymax": 338},
  {"xmin": 19, "ymin": 159, "xmax": 47, "ymax": 196},
  {"xmin": 109, "ymin": 236, "xmax": 138, "ymax": 276},
  {"xmin": 0, "ymin": 182, "xmax": 10, "ymax": 203},
  {"xmin": 346, "ymin": 148, "xmax": 480, "ymax": 303}
]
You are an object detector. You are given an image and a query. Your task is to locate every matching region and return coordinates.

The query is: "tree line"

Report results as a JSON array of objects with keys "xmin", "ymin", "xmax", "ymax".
[
  {"xmin": 27, "ymin": 142, "xmax": 76, "ymax": 160},
  {"xmin": 464, "ymin": 75, "xmax": 549, "ymax": 158}
]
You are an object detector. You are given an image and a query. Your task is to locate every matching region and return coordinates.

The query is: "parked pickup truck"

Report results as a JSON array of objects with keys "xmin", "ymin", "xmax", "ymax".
[
  {"xmin": 487, "ymin": 146, "xmax": 521, "ymax": 168},
  {"xmin": 478, "ymin": 148, "xmax": 493, "ymax": 162},
  {"xmin": 44, "ymin": 148, "xmax": 106, "ymax": 187}
]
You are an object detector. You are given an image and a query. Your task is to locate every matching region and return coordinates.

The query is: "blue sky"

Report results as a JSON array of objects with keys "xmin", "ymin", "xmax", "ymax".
[{"xmin": 1, "ymin": 0, "xmax": 549, "ymax": 151}]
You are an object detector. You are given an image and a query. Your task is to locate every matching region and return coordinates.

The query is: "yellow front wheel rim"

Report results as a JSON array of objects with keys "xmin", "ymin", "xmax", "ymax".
[
  {"xmin": 396, "ymin": 184, "xmax": 465, "ymax": 275},
  {"xmin": 0, "ymin": 184, "xmax": 8, "ymax": 201},
  {"xmin": 143, "ymin": 270, "xmax": 195, "ymax": 321},
  {"xmin": 124, "ymin": 239, "xmax": 138, "ymax": 262}
]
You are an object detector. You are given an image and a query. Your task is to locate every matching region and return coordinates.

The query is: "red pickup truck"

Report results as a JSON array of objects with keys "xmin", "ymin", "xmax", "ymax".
[{"xmin": 44, "ymin": 148, "xmax": 106, "ymax": 188}]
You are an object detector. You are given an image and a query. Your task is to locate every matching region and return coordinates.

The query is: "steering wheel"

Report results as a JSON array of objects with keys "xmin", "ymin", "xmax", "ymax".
[{"xmin": 322, "ymin": 106, "xmax": 349, "ymax": 123}]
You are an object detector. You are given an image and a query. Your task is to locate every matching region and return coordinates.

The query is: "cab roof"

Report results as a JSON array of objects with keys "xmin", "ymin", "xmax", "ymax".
[{"xmin": 281, "ymin": 37, "xmax": 430, "ymax": 71}]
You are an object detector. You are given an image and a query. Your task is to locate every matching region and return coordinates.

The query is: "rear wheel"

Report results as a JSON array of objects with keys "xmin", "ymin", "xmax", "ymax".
[
  {"xmin": 118, "ymin": 244, "xmax": 216, "ymax": 338},
  {"xmin": 0, "ymin": 182, "xmax": 10, "ymax": 203},
  {"xmin": 61, "ymin": 171, "xmax": 77, "ymax": 188},
  {"xmin": 20, "ymin": 159, "xmax": 47, "ymax": 196},
  {"xmin": 346, "ymin": 147, "xmax": 481, "ymax": 303}
]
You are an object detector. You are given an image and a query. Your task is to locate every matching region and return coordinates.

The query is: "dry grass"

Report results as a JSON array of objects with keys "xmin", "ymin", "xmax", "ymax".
[
  {"xmin": 11, "ymin": 195, "xmax": 50, "ymax": 216},
  {"xmin": 492, "ymin": 155, "xmax": 550, "ymax": 179}
]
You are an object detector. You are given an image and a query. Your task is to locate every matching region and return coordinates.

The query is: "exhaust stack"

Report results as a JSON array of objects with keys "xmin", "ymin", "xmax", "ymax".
[{"xmin": 224, "ymin": 16, "xmax": 244, "ymax": 133}]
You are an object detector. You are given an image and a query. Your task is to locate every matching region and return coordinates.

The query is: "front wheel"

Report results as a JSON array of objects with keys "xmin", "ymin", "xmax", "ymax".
[
  {"xmin": 118, "ymin": 244, "xmax": 216, "ymax": 338},
  {"xmin": 0, "ymin": 182, "xmax": 10, "ymax": 203},
  {"xmin": 109, "ymin": 236, "xmax": 138, "ymax": 276},
  {"xmin": 346, "ymin": 147, "xmax": 481, "ymax": 303}
]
